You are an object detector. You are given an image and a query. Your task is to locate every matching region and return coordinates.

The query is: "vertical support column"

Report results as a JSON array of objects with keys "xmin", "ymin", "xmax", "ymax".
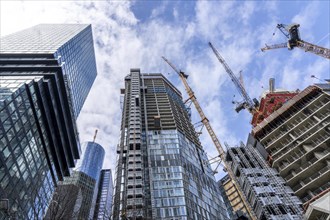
[{"xmin": 126, "ymin": 69, "xmax": 144, "ymax": 219}]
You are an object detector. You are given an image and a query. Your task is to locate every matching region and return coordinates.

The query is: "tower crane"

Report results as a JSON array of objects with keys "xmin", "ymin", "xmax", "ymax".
[
  {"xmin": 162, "ymin": 56, "xmax": 257, "ymax": 220},
  {"xmin": 261, "ymin": 23, "xmax": 330, "ymax": 59},
  {"xmin": 208, "ymin": 42, "xmax": 259, "ymax": 114}
]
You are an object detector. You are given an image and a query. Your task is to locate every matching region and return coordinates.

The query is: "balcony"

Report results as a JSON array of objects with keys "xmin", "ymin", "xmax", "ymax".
[
  {"xmin": 128, "ymin": 156, "xmax": 142, "ymax": 163},
  {"xmin": 127, "ymin": 188, "xmax": 144, "ymax": 197},
  {"xmin": 284, "ymin": 158, "xmax": 316, "ymax": 181},
  {"xmin": 273, "ymin": 121, "xmax": 326, "ymax": 159},
  {"xmin": 128, "ymin": 163, "xmax": 142, "ymax": 171},
  {"xmin": 274, "ymin": 132, "xmax": 330, "ymax": 167},
  {"xmin": 127, "ymin": 198, "xmax": 144, "ymax": 208},
  {"xmin": 293, "ymin": 165, "xmax": 330, "ymax": 193},
  {"xmin": 127, "ymin": 179, "xmax": 143, "ymax": 187},
  {"xmin": 285, "ymin": 150, "xmax": 330, "ymax": 182},
  {"xmin": 301, "ymin": 182, "xmax": 330, "ymax": 203},
  {"xmin": 261, "ymin": 95, "xmax": 328, "ymax": 145},
  {"xmin": 128, "ymin": 150, "xmax": 142, "ymax": 156},
  {"xmin": 127, "ymin": 171, "xmax": 143, "ymax": 179}
]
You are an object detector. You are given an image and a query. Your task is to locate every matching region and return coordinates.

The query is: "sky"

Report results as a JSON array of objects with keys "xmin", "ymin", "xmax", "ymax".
[{"xmin": 1, "ymin": 0, "xmax": 329, "ymax": 181}]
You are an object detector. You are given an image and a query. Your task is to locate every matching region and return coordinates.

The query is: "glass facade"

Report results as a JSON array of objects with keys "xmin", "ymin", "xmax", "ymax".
[
  {"xmin": 0, "ymin": 76, "xmax": 55, "ymax": 219},
  {"xmin": 0, "ymin": 24, "xmax": 98, "ymax": 118},
  {"xmin": 112, "ymin": 69, "xmax": 229, "ymax": 220},
  {"xmin": 0, "ymin": 24, "xmax": 97, "ymax": 219},
  {"xmin": 147, "ymin": 130, "xmax": 227, "ymax": 219},
  {"xmin": 75, "ymin": 142, "xmax": 105, "ymax": 181},
  {"xmin": 94, "ymin": 169, "xmax": 113, "ymax": 220},
  {"xmin": 60, "ymin": 142, "xmax": 105, "ymax": 219}
]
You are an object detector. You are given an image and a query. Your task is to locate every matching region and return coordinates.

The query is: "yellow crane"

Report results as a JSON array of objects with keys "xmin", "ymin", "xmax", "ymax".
[
  {"xmin": 261, "ymin": 23, "xmax": 330, "ymax": 59},
  {"xmin": 162, "ymin": 56, "xmax": 257, "ymax": 220}
]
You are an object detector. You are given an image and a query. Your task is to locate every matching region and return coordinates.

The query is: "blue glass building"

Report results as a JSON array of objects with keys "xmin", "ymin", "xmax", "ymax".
[
  {"xmin": 60, "ymin": 141, "xmax": 105, "ymax": 219},
  {"xmin": 75, "ymin": 142, "xmax": 105, "ymax": 181},
  {"xmin": 94, "ymin": 169, "xmax": 113, "ymax": 220},
  {"xmin": 0, "ymin": 24, "xmax": 97, "ymax": 219}
]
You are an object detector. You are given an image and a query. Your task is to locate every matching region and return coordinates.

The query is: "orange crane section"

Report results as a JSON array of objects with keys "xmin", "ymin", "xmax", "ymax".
[{"xmin": 162, "ymin": 56, "xmax": 257, "ymax": 220}]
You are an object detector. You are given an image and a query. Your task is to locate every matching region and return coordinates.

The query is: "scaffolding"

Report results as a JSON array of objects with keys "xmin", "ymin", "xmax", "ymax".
[{"xmin": 225, "ymin": 141, "xmax": 303, "ymax": 220}]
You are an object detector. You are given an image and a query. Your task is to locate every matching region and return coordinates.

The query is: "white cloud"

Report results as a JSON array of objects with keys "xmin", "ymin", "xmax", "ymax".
[
  {"xmin": 150, "ymin": 1, "xmax": 168, "ymax": 19},
  {"xmin": 237, "ymin": 1, "xmax": 256, "ymax": 25},
  {"xmin": 195, "ymin": 1, "xmax": 235, "ymax": 41},
  {"xmin": 292, "ymin": 1, "xmax": 320, "ymax": 42},
  {"xmin": 1, "ymin": 1, "xmax": 329, "ymax": 183}
]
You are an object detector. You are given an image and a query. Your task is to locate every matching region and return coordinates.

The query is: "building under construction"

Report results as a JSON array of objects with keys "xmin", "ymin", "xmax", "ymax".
[
  {"xmin": 225, "ymin": 135, "xmax": 303, "ymax": 220},
  {"xmin": 252, "ymin": 84, "xmax": 330, "ymax": 216},
  {"xmin": 218, "ymin": 175, "xmax": 250, "ymax": 219},
  {"xmin": 251, "ymin": 79, "xmax": 298, "ymax": 127},
  {"xmin": 112, "ymin": 69, "xmax": 229, "ymax": 219}
]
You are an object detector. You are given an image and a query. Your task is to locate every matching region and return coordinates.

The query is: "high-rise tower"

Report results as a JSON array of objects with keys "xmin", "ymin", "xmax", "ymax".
[
  {"xmin": 0, "ymin": 24, "xmax": 97, "ymax": 219},
  {"xmin": 112, "ymin": 69, "xmax": 229, "ymax": 220},
  {"xmin": 94, "ymin": 169, "xmax": 113, "ymax": 220},
  {"xmin": 60, "ymin": 141, "xmax": 105, "ymax": 219},
  {"xmin": 0, "ymin": 24, "xmax": 97, "ymax": 119}
]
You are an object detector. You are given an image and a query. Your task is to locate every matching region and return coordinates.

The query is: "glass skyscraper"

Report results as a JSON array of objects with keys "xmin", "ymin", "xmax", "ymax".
[
  {"xmin": 113, "ymin": 69, "xmax": 229, "ymax": 219},
  {"xmin": 0, "ymin": 24, "xmax": 97, "ymax": 119},
  {"xmin": 75, "ymin": 141, "xmax": 105, "ymax": 181},
  {"xmin": 94, "ymin": 169, "xmax": 113, "ymax": 220},
  {"xmin": 60, "ymin": 141, "xmax": 105, "ymax": 219},
  {"xmin": 0, "ymin": 24, "xmax": 97, "ymax": 219}
]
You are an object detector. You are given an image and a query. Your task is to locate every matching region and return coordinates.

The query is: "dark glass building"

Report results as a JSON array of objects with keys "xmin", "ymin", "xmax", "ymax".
[
  {"xmin": 0, "ymin": 24, "xmax": 97, "ymax": 119},
  {"xmin": 60, "ymin": 141, "xmax": 105, "ymax": 219},
  {"xmin": 0, "ymin": 24, "xmax": 97, "ymax": 219},
  {"xmin": 94, "ymin": 169, "xmax": 113, "ymax": 220},
  {"xmin": 112, "ymin": 69, "xmax": 229, "ymax": 220},
  {"xmin": 44, "ymin": 184, "xmax": 83, "ymax": 219}
]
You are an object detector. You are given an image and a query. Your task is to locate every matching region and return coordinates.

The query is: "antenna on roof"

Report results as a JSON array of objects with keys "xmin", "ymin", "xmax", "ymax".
[{"xmin": 93, "ymin": 129, "xmax": 98, "ymax": 142}]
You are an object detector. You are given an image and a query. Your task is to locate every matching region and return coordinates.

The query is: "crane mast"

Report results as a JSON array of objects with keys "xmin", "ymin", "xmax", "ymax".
[
  {"xmin": 162, "ymin": 56, "xmax": 257, "ymax": 220},
  {"xmin": 208, "ymin": 42, "xmax": 257, "ymax": 114},
  {"xmin": 261, "ymin": 23, "xmax": 330, "ymax": 59}
]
